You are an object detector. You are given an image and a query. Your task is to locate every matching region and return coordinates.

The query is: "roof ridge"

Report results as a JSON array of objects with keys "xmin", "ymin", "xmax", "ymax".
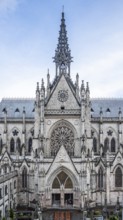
[
  {"xmin": 2, "ymin": 97, "xmax": 35, "ymax": 101},
  {"xmin": 91, "ymin": 97, "xmax": 123, "ymax": 100}
]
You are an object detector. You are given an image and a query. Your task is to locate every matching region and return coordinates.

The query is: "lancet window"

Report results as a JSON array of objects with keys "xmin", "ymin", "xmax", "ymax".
[
  {"xmin": 22, "ymin": 167, "xmax": 27, "ymax": 188},
  {"xmin": 93, "ymin": 137, "xmax": 97, "ymax": 153},
  {"xmin": 98, "ymin": 167, "xmax": 104, "ymax": 189},
  {"xmin": 10, "ymin": 138, "xmax": 15, "ymax": 153},
  {"xmin": 16, "ymin": 138, "xmax": 21, "ymax": 154},
  {"xmin": 115, "ymin": 167, "xmax": 122, "ymax": 187},
  {"xmin": 28, "ymin": 138, "xmax": 32, "ymax": 153},
  {"xmin": 111, "ymin": 138, "xmax": 116, "ymax": 152},
  {"xmin": 0, "ymin": 138, "xmax": 2, "ymax": 154},
  {"xmin": 104, "ymin": 138, "xmax": 109, "ymax": 153}
]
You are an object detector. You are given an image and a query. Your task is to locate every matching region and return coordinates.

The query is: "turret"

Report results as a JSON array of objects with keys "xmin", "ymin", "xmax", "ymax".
[
  {"xmin": 36, "ymin": 82, "xmax": 40, "ymax": 107},
  {"xmin": 86, "ymin": 82, "xmax": 90, "ymax": 104},
  {"xmin": 22, "ymin": 107, "xmax": 26, "ymax": 145},
  {"xmin": 80, "ymin": 80, "xmax": 86, "ymax": 101},
  {"xmin": 3, "ymin": 108, "xmax": 7, "ymax": 151},
  {"xmin": 47, "ymin": 69, "xmax": 50, "ymax": 98},
  {"xmin": 34, "ymin": 82, "xmax": 40, "ymax": 139},
  {"xmin": 85, "ymin": 82, "xmax": 91, "ymax": 137},
  {"xmin": 118, "ymin": 107, "xmax": 122, "ymax": 145},
  {"xmin": 99, "ymin": 107, "xmax": 103, "ymax": 147},
  {"xmin": 75, "ymin": 73, "xmax": 79, "ymax": 100},
  {"xmin": 40, "ymin": 79, "xmax": 45, "ymax": 138}
]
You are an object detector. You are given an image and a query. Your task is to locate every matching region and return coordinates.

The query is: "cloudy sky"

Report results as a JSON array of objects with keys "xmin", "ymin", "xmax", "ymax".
[{"xmin": 0, "ymin": 0, "xmax": 123, "ymax": 100}]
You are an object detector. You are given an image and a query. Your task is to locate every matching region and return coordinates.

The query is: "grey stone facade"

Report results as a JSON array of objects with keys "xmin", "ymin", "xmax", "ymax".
[{"xmin": 0, "ymin": 11, "xmax": 123, "ymax": 218}]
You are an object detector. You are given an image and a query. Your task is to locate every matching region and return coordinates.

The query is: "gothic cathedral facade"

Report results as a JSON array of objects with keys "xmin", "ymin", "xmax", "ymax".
[{"xmin": 0, "ymin": 12, "xmax": 123, "ymax": 218}]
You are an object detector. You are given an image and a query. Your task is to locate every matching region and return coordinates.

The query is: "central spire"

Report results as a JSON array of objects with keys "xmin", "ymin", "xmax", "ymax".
[{"xmin": 53, "ymin": 11, "xmax": 73, "ymax": 76}]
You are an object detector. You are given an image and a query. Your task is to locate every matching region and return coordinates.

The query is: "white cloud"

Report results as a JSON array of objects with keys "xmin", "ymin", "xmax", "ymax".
[
  {"xmin": 0, "ymin": 0, "xmax": 19, "ymax": 12},
  {"xmin": 81, "ymin": 50, "xmax": 123, "ymax": 77}
]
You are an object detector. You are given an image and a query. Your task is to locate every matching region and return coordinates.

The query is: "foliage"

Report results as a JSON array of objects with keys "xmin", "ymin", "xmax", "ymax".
[
  {"xmin": 2, "ymin": 217, "xmax": 6, "ymax": 220},
  {"xmin": 109, "ymin": 215, "xmax": 118, "ymax": 220},
  {"xmin": 9, "ymin": 208, "xmax": 14, "ymax": 219},
  {"xmin": 94, "ymin": 210, "xmax": 102, "ymax": 216}
]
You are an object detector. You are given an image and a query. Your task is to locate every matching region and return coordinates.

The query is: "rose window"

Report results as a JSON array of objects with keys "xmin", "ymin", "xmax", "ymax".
[{"xmin": 50, "ymin": 123, "xmax": 75, "ymax": 156}]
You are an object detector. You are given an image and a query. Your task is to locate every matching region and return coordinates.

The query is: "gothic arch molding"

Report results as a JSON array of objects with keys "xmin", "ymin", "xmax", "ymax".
[
  {"xmin": 46, "ymin": 166, "xmax": 79, "ymax": 188},
  {"xmin": 112, "ymin": 163, "xmax": 123, "ymax": 173},
  {"xmin": 48, "ymin": 119, "xmax": 77, "ymax": 139},
  {"xmin": 48, "ymin": 120, "xmax": 77, "ymax": 156}
]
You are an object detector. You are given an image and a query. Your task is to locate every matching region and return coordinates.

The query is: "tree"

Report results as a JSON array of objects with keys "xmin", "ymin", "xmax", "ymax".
[
  {"xmin": 9, "ymin": 208, "xmax": 14, "ymax": 219},
  {"xmin": 109, "ymin": 215, "xmax": 118, "ymax": 220}
]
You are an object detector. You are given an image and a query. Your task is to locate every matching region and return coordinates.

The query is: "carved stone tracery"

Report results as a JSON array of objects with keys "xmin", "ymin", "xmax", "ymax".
[{"xmin": 50, "ymin": 122, "xmax": 75, "ymax": 156}]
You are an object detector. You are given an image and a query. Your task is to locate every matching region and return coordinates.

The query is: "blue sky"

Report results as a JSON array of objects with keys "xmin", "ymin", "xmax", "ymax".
[{"xmin": 0, "ymin": 0, "xmax": 123, "ymax": 100}]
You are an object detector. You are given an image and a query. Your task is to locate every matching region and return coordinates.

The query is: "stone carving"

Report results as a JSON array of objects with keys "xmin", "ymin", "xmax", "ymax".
[
  {"xmin": 107, "ymin": 130, "xmax": 113, "ymax": 136},
  {"xmin": 58, "ymin": 90, "xmax": 68, "ymax": 102},
  {"xmin": 12, "ymin": 129, "xmax": 19, "ymax": 136},
  {"xmin": 51, "ymin": 122, "xmax": 74, "ymax": 156}
]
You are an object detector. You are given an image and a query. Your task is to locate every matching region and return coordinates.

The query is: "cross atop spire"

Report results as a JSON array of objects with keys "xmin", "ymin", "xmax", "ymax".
[{"xmin": 53, "ymin": 11, "xmax": 73, "ymax": 76}]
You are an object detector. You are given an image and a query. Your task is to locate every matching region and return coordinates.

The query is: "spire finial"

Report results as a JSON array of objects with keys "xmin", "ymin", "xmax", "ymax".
[
  {"xmin": 36, "ymin": 82, "xmax": 39, "ymax": 91},
  {"xmin": 62, "ymin": 5, "xmax": 64, "ymax": 13},
  {"xmin": 86, "ymin": 82, "xmax": 90, "ymax": 92},
  {"xmin": 53, "ymin": 11, "xmax": 73, "ymax": 76},
  {"xmin": 81, "ymin": 80, "xmax": 85, "ymax": 91}
]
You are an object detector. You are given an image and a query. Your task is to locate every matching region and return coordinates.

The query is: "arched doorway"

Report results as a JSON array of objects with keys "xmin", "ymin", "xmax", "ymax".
[{"xmin": 52, "ymin": 171, "xmax": 73, "ymax": 207}]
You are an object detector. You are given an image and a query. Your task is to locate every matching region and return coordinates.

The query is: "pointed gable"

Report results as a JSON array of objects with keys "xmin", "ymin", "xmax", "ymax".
[
  {"xmin": 46, "ymin": 74, "xmax": 80, "ymax": 110},
  {"xmin": 46, "ymin": 145, "xmax": 78, "ymax": 178}
]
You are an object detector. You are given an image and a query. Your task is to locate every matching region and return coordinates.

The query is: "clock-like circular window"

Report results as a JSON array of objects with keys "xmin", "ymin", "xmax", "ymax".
[{"xmin": 58, "ymin": 90, "xmax": 68, "ymax": 102}]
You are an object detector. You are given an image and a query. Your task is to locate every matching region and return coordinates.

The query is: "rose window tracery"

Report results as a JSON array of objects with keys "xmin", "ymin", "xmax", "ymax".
[{"xmin": 50, "ymin": 123, "xmax": 75, "ymax": 156}]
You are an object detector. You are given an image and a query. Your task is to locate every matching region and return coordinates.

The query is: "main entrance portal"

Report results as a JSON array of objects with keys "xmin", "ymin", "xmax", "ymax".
[{"xmin": 52, "ymin": 171, "xmax": 73, "ymax": 207}]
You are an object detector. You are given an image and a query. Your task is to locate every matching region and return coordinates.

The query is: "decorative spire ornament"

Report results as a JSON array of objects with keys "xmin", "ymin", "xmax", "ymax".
[{"xmin": 53, "ymin": 11, "xmax": 73, "ymax": 76}]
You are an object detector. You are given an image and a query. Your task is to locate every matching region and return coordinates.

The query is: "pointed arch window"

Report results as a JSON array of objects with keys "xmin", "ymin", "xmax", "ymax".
[
  {"xmin": 52, "ymin": 171, "xmax": 73, "ymax": 189},
  {"xmin": 115, "ymin": 167, "xmax": 122, "ymax": 187},
  {"xmin": 52, "ymin": 177, "xmax": 60, "ymax": 189},
  {"xmin": 0, "ymin": 138, "xmax": 2, "ymax": 154},
  {"xmin": 22, "ymin": 167, "xmax": 27, "ymax": 188},
  {"xmin": 111, "ymin": 138, "xmax": 116, "ymax": 152},
  {"xmin": 16, "ymin": 138, "xmax": 21, "ymax": 154},
  {"xmin": 98, "ymin": 167, "xmax": 103, "ymax": 188},
  {"xmin": 93, "ymin": 137, "xmax": 97, "ymax": 153},
  {"xmin": 104, "ymin": 138, "xmax": 109, "ymax": 153},
  {"xmin": 28, "ymin": 138, "xmax": 32, "ymax": 153},
  {"xmin": 5, "ymin": 185, "xmax": 8, "ymax": 195},
  {"xmin": 10, "ymin": 138, "xmax": 15, "ymax": 153}
]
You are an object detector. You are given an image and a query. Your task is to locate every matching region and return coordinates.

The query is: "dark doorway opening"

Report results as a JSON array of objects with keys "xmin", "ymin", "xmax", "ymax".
[
  {"xmin": 52, "ymin": 193, "xmax": 60, "ymax": 206},
  {"xmin": 64, "ymin": 193, "xmax": 73, "ymax": 205}
]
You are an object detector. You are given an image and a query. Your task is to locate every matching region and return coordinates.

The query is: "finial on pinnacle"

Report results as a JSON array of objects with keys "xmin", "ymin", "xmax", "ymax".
[
  {"xmin": 62, "ymin": 5, "xmax": 64, "ymax": 13},
  {"xmin": 36, "ymin": 82, "xmax": 39, "ymax": 91},
  {"xmin": 81, "ymin": 80, "xmax": 85, "ymax": 91}
]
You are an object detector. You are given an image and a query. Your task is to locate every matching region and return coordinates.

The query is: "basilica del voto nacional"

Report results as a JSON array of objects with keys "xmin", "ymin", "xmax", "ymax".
[{"xmin": 0, "ymin": 11, "xmax": 123, "ymax": 220}]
